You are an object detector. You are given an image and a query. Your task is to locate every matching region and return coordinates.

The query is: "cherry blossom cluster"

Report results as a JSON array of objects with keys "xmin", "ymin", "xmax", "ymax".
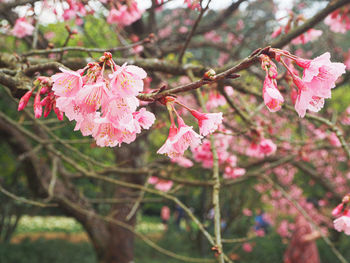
[
  {"xmin": 18, "ymin": 52, "xmax": 156, "ymax": 147},
  {"xmin": 107, "ymin": 1, "xmax": 144, "ymax": 27},
  {"xmin": 192, "ymin": 133, "xmax": 246, "ymax": 180},
  {"xmin": 58, "ymin": 0, "xmax": 92, "ymax": 25},
  {"xmin": 333, "ymin": 194, "xmax": 350, "ymax": 235},
  {"xmin": 260, "ymin": 50, "xmax": 346, "ymax": 117},
  {"xmin": 271, "ymin": 12, "xmax": 322, "ymax": 45},
  {"xmin": 325, "ymin": 6, "xmax": 350, "ymax": 34},
  {"xmin": 184, "ymin": 0, "xmax": 201, "ymax": 10},
  {"xmin": 12, "ymin": 17, "xmax": 35, "ymax": 38}
]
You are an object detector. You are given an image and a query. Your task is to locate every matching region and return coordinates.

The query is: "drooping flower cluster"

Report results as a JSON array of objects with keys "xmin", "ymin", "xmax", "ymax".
[
  {"xmin": 260, "ymin": 50, "xmax": 346, "ymax": 118},
  {"xmin": 260, "ymin": 54, "xmax": 284, "ymax": 112},
  {"xmin": 18, "ymin": 53, "xmax": 155, "ymax": 148},
  {"xmin": 107, "ymin": 1, "xmax": 144, "ymax": 27},
  {"xmin": 333, "ymin": 194, "xmax": 350, "ymax": 235},
  {"xmin": 12, "ymin": 17, "xmax": 35, "ymax": 38},
  {"xmin": 59, "ymin": 0, "xmax": 91, "ymax": 25},
  {"xmin": 157, "ymin": 97, "xmax": 223, "ymax": 159},
  {"xmin": 325, "ymin": 7, "xmax": 350, "ymax": 34}
]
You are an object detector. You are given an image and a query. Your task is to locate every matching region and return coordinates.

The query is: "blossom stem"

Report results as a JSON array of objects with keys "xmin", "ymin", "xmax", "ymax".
[{"xmin": 189, "ymin": 68, "xmax": 225, "ymax": 263}]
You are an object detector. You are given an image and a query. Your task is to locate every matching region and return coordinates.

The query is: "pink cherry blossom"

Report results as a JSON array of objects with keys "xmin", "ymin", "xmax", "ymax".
[
  {"xmin": 12, "ymin": 17, "xmax": 34, "ymax": 38},
  {"xmin": 190, "ymin": 110, "xmax": 223, "ymax": 136},
  {"xmin": 294, "ymin": 52, "xmax": 346, "ymax": 117},
  {"xmin": 51, "ymin": 68, "xmax": 83, "ymax": 97},
  {"xmin": 107, "ymin": 2, "xmax": 143, "ymax": 27},
  {"xmin": 184, "ymin": 0, "xmax": 200, "ymax": 10},
  {"xmin": 325, "ymin": 8, "xmax": 350, "ymax": 34},
  {"xmin": 328, "ymin": 132, "xmax": 341, "ymax": 147},
  {"xmin": 291, "ymin": 29, "xmax": 322, "ymax": 45},
  {"xmin": 334, "ymin": 215, "xmax": 350, "ymax": 235},
  {"xmin": 76, "ymin": 80, "xmax": 109, "ymax": 114},
  {"xmin": 148, "ymin": 176, "xmax": 173, "ymax": 192},
  {"xmin": 262, "ymin": 74, "xmax": 284, "ymax": 112},
  {"xmin": 242, "ymin": 243, "xmax": 253, "ymax": 253},
  {"xmin": 206, "ymin": 91, "xmax": 226, "ymax": 110},
  {"xmin": 109, "ymin": 64, "xmax": 147, "ymax": 97},
  {"xmin": 157, "ymin": 118, "xmax": 202, "ymax": 158},
  {"xmin": 223, "ymin": 166, "xmax": 246, "ymax": 179},
  {"xmin": 171, "ymin": 156, "xmax": 194, "ymax": 168},
  {"xmin": 332, "ymin": 203, "xmax": 344, "ymax": 217},
  {"xmin": 133, "ymin": 108, "xmax": 156, "ymax": 130},
  {"xmin": 247, "ymin": 139, "xmax": 277, "ymax": 158}
]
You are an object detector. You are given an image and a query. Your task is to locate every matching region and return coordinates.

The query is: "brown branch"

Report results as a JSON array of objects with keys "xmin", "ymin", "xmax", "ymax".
[{"xmin": 177, "ymin": 1, "xmax": 210, "ymax": 63}]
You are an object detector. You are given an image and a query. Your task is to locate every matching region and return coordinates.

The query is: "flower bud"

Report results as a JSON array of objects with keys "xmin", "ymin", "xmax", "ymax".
[
  {"xmin": 33, "ymin": 92, "xmax": 42, "ymax": 118},
  {"xmin": 203, "ymin": 69, "xmax": 216, "ymax": 80},
  {"xmin": 332, "ymin": 203, "xmax": 344, "ymax": 217},
  {"xmin": 18, "ymin": 90, "xmax": 33, "ymax": 111}
]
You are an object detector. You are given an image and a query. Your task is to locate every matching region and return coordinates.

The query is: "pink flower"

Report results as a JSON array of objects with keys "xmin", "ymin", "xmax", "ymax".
[
  {"xmin": 325, "ymin": 9, "xmax": 350, "ymax": 34},
  {"xmin": 332, "ymin": 203, "xmax": 344, "ymax": 217},
  {"xmin": 171, "ymin": 156, "xmax": 194, "ymax": 168},
  {"xmin": 12, "ymin": 17, "xmax": 34, "ymax": 38},
  {"xmin": 51, "ymin": 68, "xmax": 83, "ymax": 97},
  {"xmin": 247, "ymin": 139, "xmax": 277, "ymax": 158},
  {"xmin": 334, "ymin": 215, "xmax": 350, "ymax": 235},
  {"xmin": 271, "ymin": 26, "xmax": 283, "ymax": 38},
  {"xmin": 76, "ymin": 80, "xmax": 109, "ymax": 114},
  {"xmin": 148, "ymin": 176, "xmax": 173, "ymax": 192},
  {"xmin": 259, "ymin": 139, "xmax": 277, "ymax": 156},
  {"xmin": 242, "ymin": 243, "xmax": 253, "ymax": 253},
  {"xmin": 291, "ymin": 29, "xmax": 322, "ymax": 45},
  {"xmin": 190, "ymin": 110, "xmax": 223, "ymax": 136},
  {"xmin": 294, "ymin": 52, "xmax": 346, "ymax": 117},
  {"xmin": 158, "ymin": 118, "xmax": 202, "ymax": 158},
  {"xmin": 262, "ymin": 74, "xmax": 284, "ymax": 112},
  {"xmin": 109, "ymin": 64, "xmax": 147, "ymax": 97},
  {"xmin": 328, "ymin": 132, "xmax": 341, "ymax": 147},
  {"xmin": 107, "ymin": 2, "xmax": 143, "ymax": 27},
  {"xmin": 206, "ymin": 91, "xmax": 226, "ymax": 110},
  {"xmin": 184, "ymin": 0, "xmax": 200, "ymax": 10},
  {"xmin": 223, "ymin": 166, "xmax": 246, "ymax": 179},
  {"xmin": 243, "ymin": 208, "xmax": 253, "ymax": 217},
  {"xmin": 133, "ymin": 108, "xmax": 155, "ymax": 130}
]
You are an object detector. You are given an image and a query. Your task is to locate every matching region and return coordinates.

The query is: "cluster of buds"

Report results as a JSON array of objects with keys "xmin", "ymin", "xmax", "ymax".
[
  {"xmin": 18, "ymin": 76, "xmax": 63, "ymax": 120},
  {"xmin": 332, "ymin": 194, "xmax": 350, "ymax": 235}
]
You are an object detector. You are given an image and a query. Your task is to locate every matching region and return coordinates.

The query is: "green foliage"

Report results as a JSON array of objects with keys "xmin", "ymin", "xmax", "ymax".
[{"xmin": 0, "ymin": 239, "xmax": 96, "ymax": 263}]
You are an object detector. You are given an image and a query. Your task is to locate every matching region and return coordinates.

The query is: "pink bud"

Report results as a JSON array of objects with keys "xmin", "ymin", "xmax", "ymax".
[
  {"xmin": 18, "ymin": 90, "xmax": 33, "ymax": 111},
  {"xmin": 33, "ymin": 92, "xmax": 42, "ymax": 118},
  {"xmin": 54, "ymin": 106, "xmax": 64, "ymax": 121},
  {"xmin": 40, "ymin": 86, "xmax": 49, "ymax": 94},
  {"xmin": 271, "ymin": 27, "xmax": 283, "ymax": 38},
  {"xmin": 40, "ymin": 96, "xmax": 50, "ymax": 106},
  {"xmin": 292, "ymin": 75, "xmax": 307, "ymax": 92},
  {"xmin": 43, "ymin": 102, "xmax": 52, "ymax": 118},
  {"xmin": 295, "ymin": 58, "xmax": 311, "ymax": 69},
  {"xmin": 332, "ymin": 203, "xmax": 344, "ymax": 217}
]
